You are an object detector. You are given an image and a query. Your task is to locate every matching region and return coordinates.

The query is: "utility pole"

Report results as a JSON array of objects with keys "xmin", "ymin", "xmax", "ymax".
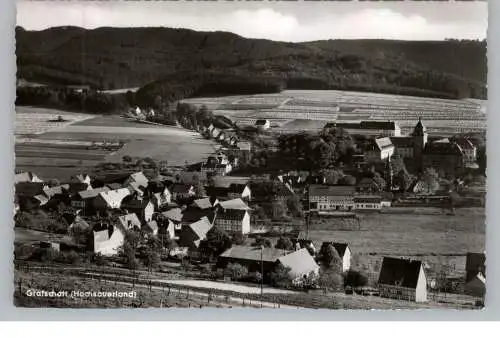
[{"xmin": 260, "ymin": 245, "xmax": 264, "ymax": 305}]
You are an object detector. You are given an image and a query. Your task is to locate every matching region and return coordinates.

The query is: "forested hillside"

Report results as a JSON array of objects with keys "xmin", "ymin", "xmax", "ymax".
[{"xmin": 16, "ymin": 26, "xmax": 487, "ymax": 102}]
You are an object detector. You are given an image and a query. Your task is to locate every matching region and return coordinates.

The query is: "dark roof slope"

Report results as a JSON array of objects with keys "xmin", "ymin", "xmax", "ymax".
[
  {"xmin": 309, "ymin": 184, "xmax": 355, "ymax": 197},
  {"xmin": 378, "ymin": 257, "xmax": 423, "ymax": 289}
]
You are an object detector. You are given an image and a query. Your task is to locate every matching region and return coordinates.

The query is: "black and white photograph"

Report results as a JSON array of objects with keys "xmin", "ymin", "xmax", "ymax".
[{"xmin": 12, "ymin": 0, "xmax": 487, "ymax": 310}]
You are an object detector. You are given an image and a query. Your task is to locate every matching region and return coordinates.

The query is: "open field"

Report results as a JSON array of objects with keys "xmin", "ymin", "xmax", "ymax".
[
  {"xmin": 304, "ymin": 207, "xmax": 485, "ymax": 279},
  {"xmin": 15, "ymin": 110, "xmax": 217, "ymax": 180},
  {"xmin": 15, "ymin": 106, "xmax": 94, "ymax": 136},
  {"xmin": 182, "ymin": 90, "xmax": 487, "ymax": 135}
]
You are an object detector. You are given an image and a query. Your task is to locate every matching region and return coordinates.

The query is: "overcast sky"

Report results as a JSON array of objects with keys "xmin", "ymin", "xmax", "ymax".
[{"xmin": 16, "ymin": 0, "xmax": 488, "ymax": 42}]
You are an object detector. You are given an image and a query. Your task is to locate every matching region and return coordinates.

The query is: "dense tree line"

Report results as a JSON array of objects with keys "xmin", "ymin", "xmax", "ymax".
[{"xmin": 16, "ymin": 86, "xmax": 129, "ymax": 114}]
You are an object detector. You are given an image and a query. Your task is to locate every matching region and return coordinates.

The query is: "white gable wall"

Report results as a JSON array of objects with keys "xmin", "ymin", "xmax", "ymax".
[
  {"xmin": 343, "ymin": 247, "xmax": 351, "ymax": 272},
  {"xmin": 415, "ymin": 265, "xmax": 428, "ymax": 302}
]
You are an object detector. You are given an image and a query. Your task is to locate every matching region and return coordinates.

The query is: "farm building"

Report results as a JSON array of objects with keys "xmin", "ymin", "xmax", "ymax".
[
  {"xmin": 192, "ymin": 197, "xmax": 218, "ymax": 210},
  {"xmin": 308, "ymin": 185, "xmax": 356, "ymax": 212},
  {"xmin": 378, "ymin": 257, "xmax": 427, "ymax": 302},
  {"xmin": 354, "ymin": 195, "xmax": 383, "ymax": 210},
  {"xmin": 218, "ymin": 245, "xmax": 291, "ymax": 278}
]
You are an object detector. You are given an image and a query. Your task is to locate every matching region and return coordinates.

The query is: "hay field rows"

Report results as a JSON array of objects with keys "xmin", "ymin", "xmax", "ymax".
[{"xmin": 181, "ymin": 90, "xmax": 487, "ymax": 135}]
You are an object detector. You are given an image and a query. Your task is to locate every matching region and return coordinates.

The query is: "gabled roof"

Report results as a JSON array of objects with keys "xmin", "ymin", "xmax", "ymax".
[
  {"xmin": 375, "ymin": 137, "xmax": 394, "ymax": 151},
  {"xmin": 424, "ymin": 142, "xmax": 464, "ymax": 156},
  {"xmin": 218, "ymin": 198, "xmax": 250, "ymax": 211},
  {"xmin": 162, "ymin": 208, "xmax": 183, "ymax": 222},
  {"xmin": 78, "ymin": 187, "xmax": 110, "ymax": 200},
  {"xmin": 309, "ymin": 185, "xmax": 355, "ymax": 197},
  {"xmin": 378, "ymin": 257, "xmax": 423, "ymax": 289},
  {"xmin": 220, "ymin": 245, "xmax": 290, "ymax": 263},
  {"xmin": 182, "ymin": 206, "xmax": 216, "ymax": 224},
  {"xmin": 187, "ymin": 216, "xmax": 212, "ymax": 242},
  {"xmin": 192, "ymin": 197, "xmax": 216, "ymax": 210},
  {"xmin": 278, "ymin": 249, "xmax": 319, "ymax": 278},
  {"xmin": 98, "ymin": 188, "xmax": 130, "ymax": 207},
  {"xmin": 118, "ymin": 213, "xmax": 141, "ymax": 230}
]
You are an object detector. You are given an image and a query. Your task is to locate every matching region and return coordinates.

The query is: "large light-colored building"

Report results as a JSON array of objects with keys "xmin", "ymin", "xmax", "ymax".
[{"xmin": 308, "ymin": 185, "xmax": 356, "ymax": 212}]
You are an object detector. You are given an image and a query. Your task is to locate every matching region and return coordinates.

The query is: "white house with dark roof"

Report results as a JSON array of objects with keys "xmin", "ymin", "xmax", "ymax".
[
  {"xmin": 378, "ymin": 257, "xmax": 427, "ymax": 302},
  {"xmin": 308, "ymin": 185, "xmax": 356, "ymax": 212},
  {"xmin": 125, "ymin": 172, "xmax": 149, "ymax": 189}
]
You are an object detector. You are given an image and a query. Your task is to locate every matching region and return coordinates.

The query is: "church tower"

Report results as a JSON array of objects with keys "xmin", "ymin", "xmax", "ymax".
[{"xmin": 411, "ymin": 117, "xmax": 428, "ymax": 172}]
